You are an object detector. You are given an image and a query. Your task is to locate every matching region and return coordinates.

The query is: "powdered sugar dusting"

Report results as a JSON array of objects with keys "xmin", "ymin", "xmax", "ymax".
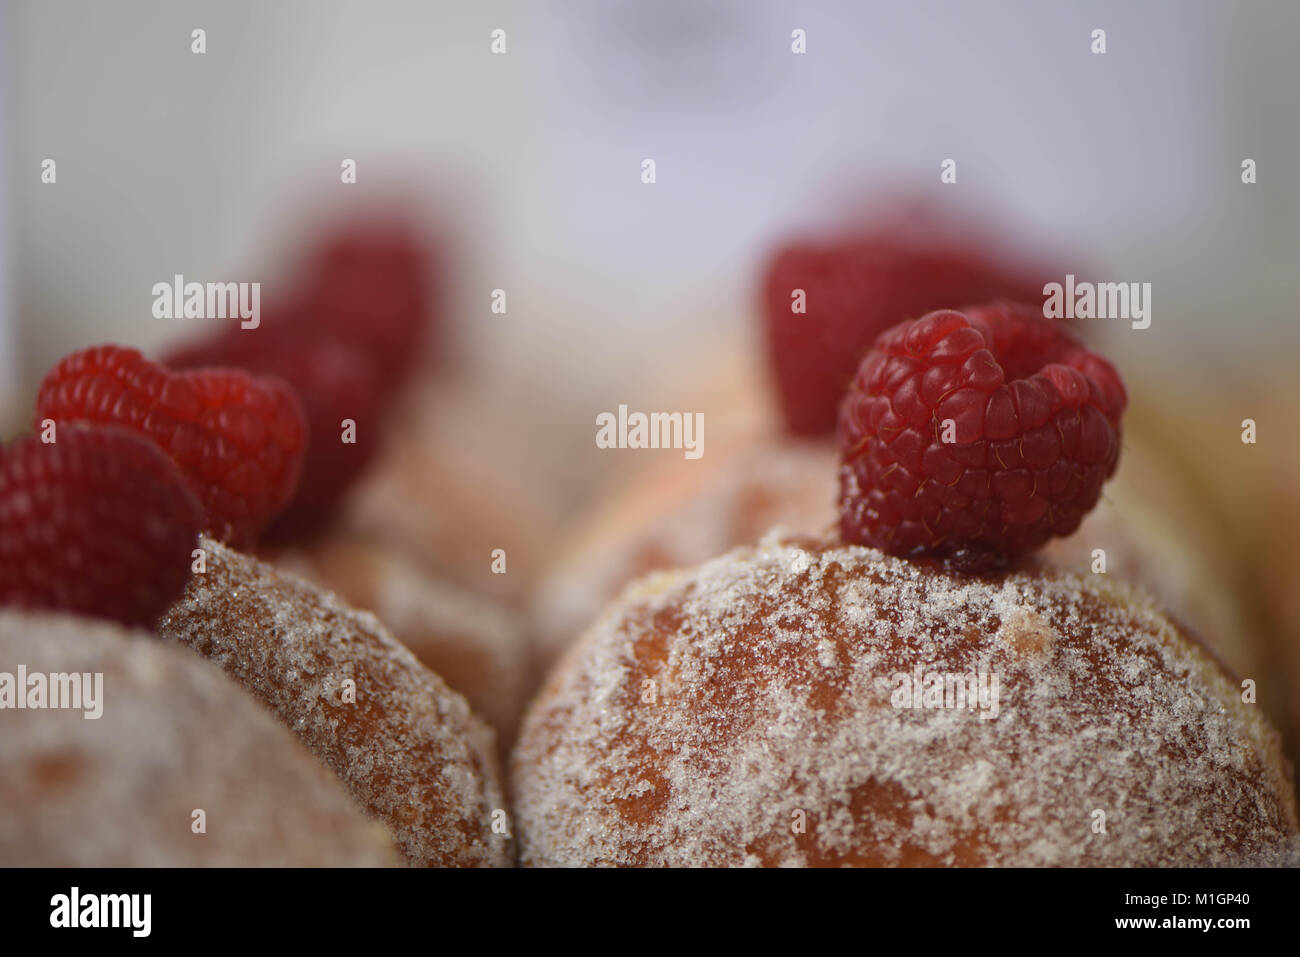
[
  {"xmin": 158, "ymin": 537, "xmax": 511, "ymax": 867},
  {"xmin": 512, "ymin": 532, "xmax": 1298, "ymax": 866}
]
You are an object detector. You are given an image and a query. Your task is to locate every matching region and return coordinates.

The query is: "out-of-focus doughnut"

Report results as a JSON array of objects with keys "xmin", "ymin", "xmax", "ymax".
[{"xmin": 0, "ymin": 610, "xmax": 400, "ymax": 866}]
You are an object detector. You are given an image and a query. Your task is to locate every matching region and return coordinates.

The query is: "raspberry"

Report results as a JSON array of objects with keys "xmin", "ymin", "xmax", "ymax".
[
  {"xmin": 0, "ymin": 426, "xmax": 204, "ymax": 627},
  {"xmin": 837, "ymin": 303, "xmax": 1126, "ymax": 564},
  {"xmin": 761, "ymin": 237, "xmax": 1046, "ymax": 435},
  {"xmin": 160, "ymin": 222, "xmax": 436, "ymax": 542},
  {"xmin": 306, "ymin": 269, "xmax": 426, "ymax": 381},
  {"xmin": 303, "ymin": 221, "xmax": 438, "ymax": 379},
  {"xmin": 34, "ymin": 345, "xmax": 307, "ymax": 547},
  {"xmin": 166, "ymin": 316, "xmax": 385, "ymax": 540}
]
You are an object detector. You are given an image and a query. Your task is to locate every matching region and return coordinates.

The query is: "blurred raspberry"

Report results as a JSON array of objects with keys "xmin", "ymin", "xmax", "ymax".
[
  {"xmin": 35, "ymin": 345, "xmax": 306, "ymax": 547},
  {"xmin": 166, "ymin": 314, "xmax": 384, "ymax": 541},
  {"xmin": 305, "ymin": 221, "xmax": 438, "ymax": 378},
  {"xmin": 762, "ymin": 236, "xmax": 1046, "ymax": 435},
  {"xmin": 160, "ymin": 219, "xmax": 439, "ymax": 541},
  {"xmin": 838, "ymin": 303, "xmax": 1126, "ymax": 565},
  {"xmin": 0, "ymin": 425, "xmax": 204, "ymax": 627}
]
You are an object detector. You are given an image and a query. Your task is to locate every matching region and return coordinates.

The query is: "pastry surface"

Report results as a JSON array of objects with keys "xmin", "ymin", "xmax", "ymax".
[
  {"xmin": 160, "ymin": 537, "xmax": 512, "ymax": 867},
  {"xmin": 513, "ymin": 534, "xmax": 1298, "ymax": 866},
  {"xmin": 0, "ymin": 610, "xmax": 400, "ymax": 866}
]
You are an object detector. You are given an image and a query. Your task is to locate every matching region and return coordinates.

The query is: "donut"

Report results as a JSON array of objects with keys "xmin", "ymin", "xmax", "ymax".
[
  {"xmin": 270, "ymin": 537, "xmax": 532, "ymax": 747},
  {"xmin": 512, "ymin": 533, "xmax": 1298, "ymax": 866},
  {"xmin": 534, "ymin": 438, "xmax": 838, "ymax": 665},
  {"xmin": 1076, "ymin": 367, "xmax": 1300, "ymax": 776},
  {"xmin": 1039, "ymin": 423, "xmax": 1272, "ymax": 713},
  {"xmin": 158, "ymin": 536, "xmax": 512, "ymax": 867},
  {"xmin": 0, "ymin": 610, "xmax": 399, "ymax": 866},
  {"xmin": 1221, "ymin": 371, "xmax": 1300, "ymax": 777},
  {"xmin": 337, "ymin": 379, "xmax": 556, "ymax": 608}
]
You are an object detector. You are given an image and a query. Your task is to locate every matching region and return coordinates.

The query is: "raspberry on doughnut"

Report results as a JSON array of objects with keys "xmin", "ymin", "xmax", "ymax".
[
  {"xmin": 0, "ymin": 426, "xmax": 204, "ymax": 628},
  {"xmin": 34, "ymin": 345, "xmax": 307, "ymax": 548},
  {"xmin": 838, "ymin": 303, "xmax": 1125, "ymax": 564},
  {"xmin": 515, "ymin": 304, "xmax": 1300, "ymax": 867}
]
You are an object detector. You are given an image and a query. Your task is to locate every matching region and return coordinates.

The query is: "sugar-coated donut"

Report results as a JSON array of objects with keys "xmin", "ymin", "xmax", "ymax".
[
  {"xmin": 534, "ymin": 439, "xmax": 838, "ymax": 665},
  {"xmin": 158, "ymin": 536, "xmax": 512, "ymax": 867},
  {"xmin": 0, "ymin": 610, "xmax": 400, "ymax": 866},
  {"xmin": 271, "ymin": 537, "xmax": 532, "ymax": 747},
  {"xmin": 338, "ymin": 379, "xmax": 555, "ymax": 608},
  {"xmin": 1231, "ymin": 372, "xmax": 1300, "ymax": 779},
  {"xmin": 1040, "ymin": 428, "xmax": 1271, "ymax": 708},
  {"xmin": 512, "ymin": 533, "xmax": 1298, "ymax": 866}
]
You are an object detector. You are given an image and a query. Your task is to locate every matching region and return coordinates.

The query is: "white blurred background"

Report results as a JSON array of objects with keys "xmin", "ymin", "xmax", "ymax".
[{"xmin": 3, "ymin": 0, "xmax": 1299, "ymax": 423}]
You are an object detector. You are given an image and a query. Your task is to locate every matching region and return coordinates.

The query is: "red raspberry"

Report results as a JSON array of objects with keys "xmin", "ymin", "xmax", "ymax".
[
  {"xmin": 306, "ymin": 270, "xmax": 426, "ymax": 381},
  {"xmin": 165, "ymin": 316, "xmax": 384, "ymax": 541},
  {"xmin": 34, "ymin": 345, "xmax": 307, "ymax": 547},
  {"xmin": 0, "ymin": 426, "xmax": 204, "ymax": 627},
  {"xmin": 304, "ymin": 221, "xmax": 438, "ymax": 379},
  {"xmin": 160, "ymin": 221, "xmax": 437, "ymax": 542},
  {"xmin": 837, "ymin": 303, "xmax": 1126, "ymax": 564},
  {"xmin": 761, "ymin": 237, "xmax": 1046, "ymax": 435}
]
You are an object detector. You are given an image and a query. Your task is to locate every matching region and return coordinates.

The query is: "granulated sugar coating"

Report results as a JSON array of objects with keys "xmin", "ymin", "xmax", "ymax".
[
  {"xmin": 159, "ymin": 537, "xmax": 511, "ymax": 867},
  {"xmin": 273, "ymin": 539, "xmax": 533, "ymax": 747},
  {"xmin": 0, "ymin": 610, "xmax": 400, "ymax": 866},
  {"xmin": 512, "ymin": 532, "xmax": 1298, "ymax": 866}
]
